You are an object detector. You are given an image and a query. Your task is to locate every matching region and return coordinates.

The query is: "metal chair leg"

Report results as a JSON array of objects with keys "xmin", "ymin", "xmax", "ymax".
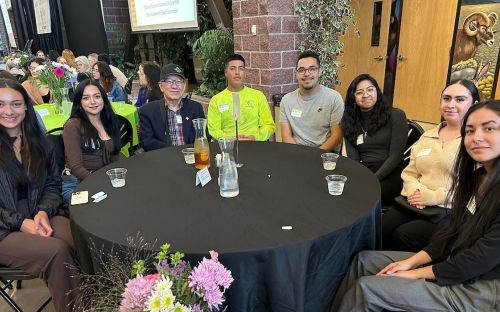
[
  {"xmin": 36, "ymin": 297, "xmax": 52, "ymax": 312},
  {"xmin": 15, "ymin": 280, "xmax": 21, "ymax": 289},
  {"xmin": 0, "ymin": 286, "xmax": 23, "ymax": 312}
]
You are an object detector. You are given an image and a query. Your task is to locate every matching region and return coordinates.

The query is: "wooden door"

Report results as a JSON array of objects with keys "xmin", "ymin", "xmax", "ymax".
[
  {"xmin": 336, "ymin": 0, "xmax": 392, "ymax": 98},
  {"xmin": 393, "ymin": 0, "xmax": 458, "ymax": 123}
]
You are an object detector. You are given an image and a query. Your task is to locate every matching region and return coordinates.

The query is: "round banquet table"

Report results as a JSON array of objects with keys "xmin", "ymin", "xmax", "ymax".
[{"xmin": 70, "ymin": 141, "xmax": 381, "ymax": 312}]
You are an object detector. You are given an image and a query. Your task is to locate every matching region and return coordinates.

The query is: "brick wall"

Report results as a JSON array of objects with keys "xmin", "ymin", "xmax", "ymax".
[
  {"xmin": 100, "ymin": 0, "xmax": 131, "ymax": 55},
  {"xmin": 232, "ymin": 0, "xmax": 301, "ymax": 102}
]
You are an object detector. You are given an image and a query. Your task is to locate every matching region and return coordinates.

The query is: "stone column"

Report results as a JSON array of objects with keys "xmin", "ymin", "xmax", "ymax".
[{"xmin": 232, "ymin": 0, "xmax": 302, "ymax": 102}]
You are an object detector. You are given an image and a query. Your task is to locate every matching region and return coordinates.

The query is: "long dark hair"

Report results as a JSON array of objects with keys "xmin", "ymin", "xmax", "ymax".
[
  {"xmin": 93, "ymin": 61, "xmax": 115, "ymax": 93},
  {"xmin": 0, "ymin": 79, "xmax": 49, "ymax": 185},
  {"xmin": 25, "ymin": 57, "xmax": 45, "ymax": 79},
  {"xmin": 342, "ymin": 74, "xmax": 391, "ymax": 144},
  {"xmin": 435, "ymin": 100, "xmax": 500, "ymax": 256},
  {"xmin": 69, "ymin": 80, "xmax": 121, "ymax": 155},
  {"xmin": 141, "ymin": 62, "xmax": 161, "ymax": 93}
]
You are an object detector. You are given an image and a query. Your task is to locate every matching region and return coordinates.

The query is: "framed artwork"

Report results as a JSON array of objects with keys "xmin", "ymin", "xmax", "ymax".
[{"xmin": 449, "ymin": 0, "xmax": 500, "ymax": 99}]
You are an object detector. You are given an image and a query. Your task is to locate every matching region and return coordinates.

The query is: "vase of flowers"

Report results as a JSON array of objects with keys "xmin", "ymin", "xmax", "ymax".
[
  {"xmin": 34, "ymin": 62, "xmax": 76, "ymax": 115},
  {"xmin": 120, "ymin": 244, "xmax": 233, "ymax": 312}
]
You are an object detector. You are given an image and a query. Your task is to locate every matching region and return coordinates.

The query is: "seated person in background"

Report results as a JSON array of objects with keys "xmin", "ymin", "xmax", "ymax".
[
  {"xmin": 280, "ymin": 50, "xmax": 344, "ymax": 151},
  {"xmin": 75, "ymin": 55, "xmax": 91, "ymax": 82},
  {"xmin": 208, "ymin": 54, "xmax": 275, "ymax": 141},
  {"xmin": 136, "ymin": 61, "xmax": 162, "ymax": 107},
  {"xmin": 98, "ymin": 53, "xmax": 128, "ymax": 88},
  {"xmin": 62, "ymin": 80, "xmax": 121, "ymax": 203},
  {"xmin": 92, "ymin": 61, "xmax": 128, "ymax": 102},
  {"xmin": 383, "ymin": 79, "xmax": 480, "ymax": 251},
  {"xmin": 36, "ymin": 50, "xmax": 46, "ymax": 60},
  {"xmin": 56, "ymin": 56, "xmax": 67, "ymax": 65},
  {"xmin": 88, "ymin": 53, "xmax": 98, "ymax": 69},
  {"xmin": 5, "ymin": 51, "xmax": 19, "ymax": 71},
  {"xmin": 21, "ymin": 57, "xmax": 52, "ymax": 105},
  {"xmin": 62, "ymin": 49, "xmax": 77, "ymax": 68},
  {"xmin": 342, "ymin": 74, "xmax": 408, "ymax": 205},
  {"xmin": 331, "ymin": 100, "xmax": 500, "ymax": 312},
  {"xmin": 139, "ymin": 63, "xmax": 205, "ymax": 151},
  {"xmin": 48, "ymin": 50, "xmax": 59, "ymax": 62},
  {"xmin": 0, "ymin": 79, "xmax": 80, "ymax": 312}
]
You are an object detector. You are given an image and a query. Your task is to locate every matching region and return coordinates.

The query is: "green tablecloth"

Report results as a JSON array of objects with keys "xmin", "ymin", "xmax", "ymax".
[{"xmin": 34, "ymin": 103, "xmax": 139, "ymax": 157}]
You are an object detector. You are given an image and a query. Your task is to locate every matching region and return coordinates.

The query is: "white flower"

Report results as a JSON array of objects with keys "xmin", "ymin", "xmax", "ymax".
[
  {"xmin": 171, "ymin": 302, "xmax": 192, "ymax": 312},
  {"xmin": 154, "ymin": 276, "xmax": 173, "ymax": 293},
  {"xmin": 52, "ymin": 61, "xmax": 63, "ymax": 67},
  {"xmin": 146, "ymin": 291, "xmax": 175, "ymax": 312},
  {"xmin": 34, "ymin": 65, "xmax": 45, "ymax": 73}
]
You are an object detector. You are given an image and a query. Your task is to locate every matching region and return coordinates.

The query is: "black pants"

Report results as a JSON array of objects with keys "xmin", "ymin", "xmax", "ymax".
[
  {"xmin": 382, "ymin": 206, "xmax": 450, "ymax": 251},
  {"xmin": 379, "ymin": 168, "xmax": 403, "ymax": 206}
]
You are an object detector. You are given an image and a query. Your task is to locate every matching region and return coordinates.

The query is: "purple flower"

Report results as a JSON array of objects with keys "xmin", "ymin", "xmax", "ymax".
[
  {"xmin": 204, "ymin": 288, "xmax": 224, "ymax": 309},
  {"xmin": 189, "ymin": 255, "xmax": 234, "ymax": 310},
  {"xmin": 192, "ymin": 304, "xmax": 203, "ymax": 312},
  {"xmin": 119, "ymin": 274, "xmax": 159, "ymax": 311},
  {"xmin": 170, "ymin": 260, "xmax": 188, "ymax": 280},
  {"xmin": 53, "ymin": 67, "xmax": 65, "ymax": 78}
]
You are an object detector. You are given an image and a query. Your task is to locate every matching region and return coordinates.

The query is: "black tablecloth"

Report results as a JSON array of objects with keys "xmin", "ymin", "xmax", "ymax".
[{"xmin": 70, "ymin": 141, "xmax": 381, "ymax": 312}]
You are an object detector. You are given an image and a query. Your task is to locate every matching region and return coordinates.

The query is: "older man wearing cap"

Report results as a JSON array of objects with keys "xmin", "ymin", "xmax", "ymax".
[{"xmin": 139, "ymin": 63, "xmax": 206, "ymax": 152}]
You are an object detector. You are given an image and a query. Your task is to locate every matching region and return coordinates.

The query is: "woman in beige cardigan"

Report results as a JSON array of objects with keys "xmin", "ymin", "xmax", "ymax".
[
  {"xmin": 21, "ymin": 57, "xmax": 52, "ymax": 105},
  {"xmin": 383, "ymin": 80, "xmax": 480, "ymax": 251}
]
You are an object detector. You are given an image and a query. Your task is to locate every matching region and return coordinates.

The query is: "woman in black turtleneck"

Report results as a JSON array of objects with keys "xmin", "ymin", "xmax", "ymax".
[{"xmin": 342, "ymin": 74, "xmax": 408, "ymax": 205}]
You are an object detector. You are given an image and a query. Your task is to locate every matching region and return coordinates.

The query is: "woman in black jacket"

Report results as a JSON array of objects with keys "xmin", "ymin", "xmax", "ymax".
[
  {"xmin": 0, "ymin": 79, "xmax": 79, "ymax": 311},
  {"xmin": 331, "ymin": 100, "xmax": 500, "ymax": 311}
]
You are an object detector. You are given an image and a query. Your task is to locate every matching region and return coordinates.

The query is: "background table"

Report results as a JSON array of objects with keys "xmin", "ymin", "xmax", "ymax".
[
  {"xmin": 34, "ymin": 103, "xmax": 139, "ymax": 156},
  {"xmin": 70, "ymin": 142, "xmax": 381, "ymax": 312}
]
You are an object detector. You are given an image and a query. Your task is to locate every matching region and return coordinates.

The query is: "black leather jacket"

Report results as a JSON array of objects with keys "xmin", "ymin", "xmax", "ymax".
[{"xmin": 0, "ymin": 146, "xmax": 62, "ymax": 240}]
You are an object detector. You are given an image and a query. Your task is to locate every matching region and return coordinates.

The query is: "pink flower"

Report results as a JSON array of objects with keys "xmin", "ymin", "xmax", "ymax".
[
  {"xmin": 53, "ymin": 67, "xmax": 64, "ymax": 78},
  {"xmin": 209, "ymin": 250, "xmax": 218, "ymax": 262},
  {"xmin": 119, "ymin": 275, "xmax": 157, "ymax": 311},
  {"xmin": 189, "ymin": 255, "xmax": 234, "ymax": 310}
]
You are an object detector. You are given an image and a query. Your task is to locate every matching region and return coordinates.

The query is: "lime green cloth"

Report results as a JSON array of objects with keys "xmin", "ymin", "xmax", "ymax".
[
  {"xmin": 207, "ymin": 87, "xmax": 276, "ymax": 141},
  {"xmin": 34, "ymin": 102, "xmax": 139, "ymax": 157}
]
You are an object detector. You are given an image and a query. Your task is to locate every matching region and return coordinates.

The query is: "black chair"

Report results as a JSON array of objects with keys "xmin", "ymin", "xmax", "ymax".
[
  {"xmin": 403, "ymin": 119, "xmax": 425, "ymax": 168},
  {"xmin": 46, "ymin": 127, "xmax": 65, "ymax": 174},
  {"xmin": 116, "ymin": 115, "xmax": 141, "ymax": 156},
  {"xmin": 0, "ymin": 265, "xmax": 52, "ymax": 312},
  {"xmin": 124, "ymin": 76, "xmax": 134, "ymax": 95}
]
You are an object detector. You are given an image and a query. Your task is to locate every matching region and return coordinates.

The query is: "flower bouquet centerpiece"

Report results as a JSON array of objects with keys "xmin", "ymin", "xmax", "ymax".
[
  {"xmin": 34, "ymin": 62, "xmax": 76, "ymax": 114},
  {"xmin": 120, "ymin": 243, "xmax": 234, "ymax": 312}
]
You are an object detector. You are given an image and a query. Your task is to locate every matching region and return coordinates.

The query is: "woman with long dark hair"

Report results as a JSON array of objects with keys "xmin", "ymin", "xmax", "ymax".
[
  {"xmin": 21, "ymin": 57, "xmax": 52, "ymax": 105},
  {"xmin": 0, "ymin": 79, "xmax": 79, "ymax": 311},
  {"xmin": 342, "ymin": 73, "xmax": 408, "ymax": 204},
  {"xmin": 383, "ymin": 79, "xmax": 480, "ymax": 251},
  {"xmin": 92, "ymin": 61, "xmax": 127, "ymax": 102},
  {"xmin": 331, "ymin": 100, "xmax": 500, "ymax": 312},
  {"xmin": 135, "ymin": 61, "xmax": 162, "ymax": 107},
  {"xmin": 62, "ymin": 79, "xmax": 121, "ymax": 202}
]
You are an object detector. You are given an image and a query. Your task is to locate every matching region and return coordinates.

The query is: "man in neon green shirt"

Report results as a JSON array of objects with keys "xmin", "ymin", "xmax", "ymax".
[{"xmin": 207, "ymin": 54, "xmax": 275, "ymax": 141}]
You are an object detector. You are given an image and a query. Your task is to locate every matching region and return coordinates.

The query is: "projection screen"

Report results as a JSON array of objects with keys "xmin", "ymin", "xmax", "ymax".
[{"xmin": 128, "ymin": 0, "xmax": 198, "ymax": 32}]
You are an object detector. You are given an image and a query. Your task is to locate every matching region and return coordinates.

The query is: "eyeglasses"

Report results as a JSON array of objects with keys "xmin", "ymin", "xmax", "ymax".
[
  {"xmin": 92, "ymin": 69, "xmax": 99, "ymax": 73},
  {"xmin": 28, "ymin": 67, "xmax": 37, "ymax": 71},
  {"xmin": 162, "ymin": 79, "xmax": 185, "ymax": 87},
  {"xmin": 354, "ymin": 86, "xmax": 376, "ymax": 97},
  {"xmin": 296, "ymin": 66, "xmax": 319, "ymax": 75}
]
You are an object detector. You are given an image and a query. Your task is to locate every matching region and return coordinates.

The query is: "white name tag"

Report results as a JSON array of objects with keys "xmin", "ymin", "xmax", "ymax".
[
  {"xmin": 356, "ymin": 134, "xmax": 364, "ymax": 145},
  {"xmin": 417, "ymin": 148, "xmax": 432, "ymax": 157},
  {"xmin": 219, "ymin": 104, "xmax": 229, "ymax": 112},
  {"xmin": 71, "ymin": 191, "xmax": 88, "ymax": 205},
  {"xmin": 176, "ymin": 115, "xmax": 183, "ymax": 124},
  {"xmin": 195, "ymin": 167, "xmax": 212, "ymax": 187},
  {"xmin": 37, "ymin": 108, "xmax": 50, "ymax": 117},
  {"xmin": 291, "ymin": 108, "xmax": 302, "ymax": 118}
]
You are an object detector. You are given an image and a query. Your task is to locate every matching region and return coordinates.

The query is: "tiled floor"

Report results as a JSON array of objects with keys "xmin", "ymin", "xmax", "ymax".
[{"xmin": 0, "ymin": 279, "xmax": 55, "ymax": 312}]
